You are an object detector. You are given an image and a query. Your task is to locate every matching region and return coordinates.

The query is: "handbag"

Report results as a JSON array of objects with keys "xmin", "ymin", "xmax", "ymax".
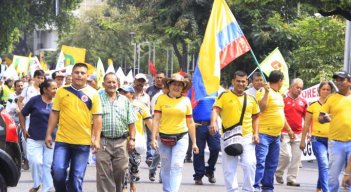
[
  {"xmin": 222, "ymin": 93, "xmax": 247, "ymax": 156},
  {"xmin": 159, "ymin": 132, "xmax": 187, "ymax": 146}
]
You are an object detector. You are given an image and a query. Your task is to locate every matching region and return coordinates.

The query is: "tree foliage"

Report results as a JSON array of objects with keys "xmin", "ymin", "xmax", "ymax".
[
  {"xmin": 57, "ymin": 0, "xmax": 347, "ymax": 85},
  {"xmin": 0, "ymin": 0, "xmax": 81, "ymax": 54}
]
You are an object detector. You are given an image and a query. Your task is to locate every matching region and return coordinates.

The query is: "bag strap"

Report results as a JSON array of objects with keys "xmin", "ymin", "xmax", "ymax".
[
  {"xmin": 222, "ymin": 93, "xmax": 247, "ymax": 133},
  {"xmin": 64, "ymin": 86, "xmax": 92, "ymax": 110}
]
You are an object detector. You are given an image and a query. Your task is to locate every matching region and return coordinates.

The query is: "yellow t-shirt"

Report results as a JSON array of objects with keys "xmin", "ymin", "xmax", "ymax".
[
  {"xmin": 213, "ymin": 91, "xmax": 260, "ymax": 136},
  {"xmin": 154, "ymin": 94, "xmax": 192, "ymax": 134},
  {"xmin": 320, "ymin": 93, "xmax": 351, "ymax": 141},
  {"xmin": 52, "ymin": 85, "xmax": 102, "ymax": 145},
  {"xmin": 256, "ymin": 88, "xmax": 285, "ymax": 136},
  {"xmin": 307, "ymin": 101, "xmax": 329, "ymax": 138},
  {"xmin": 132, "ymin": 100, "xmax": 151, "ymax": 136}
]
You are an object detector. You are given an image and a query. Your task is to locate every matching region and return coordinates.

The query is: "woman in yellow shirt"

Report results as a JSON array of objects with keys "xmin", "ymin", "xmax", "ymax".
[
  {"xmin": 151, "ymin": 73, "xmax": 199, "ymax": 192},
  {"xmin": 300, "ymin": 81, "xmax": 333, "ymax": 192}
]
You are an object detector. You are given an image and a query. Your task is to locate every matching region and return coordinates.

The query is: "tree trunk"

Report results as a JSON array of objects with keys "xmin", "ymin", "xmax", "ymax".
[{"xmin": 172, "ymin": 40, "xmax": 188, "ymax": 72}]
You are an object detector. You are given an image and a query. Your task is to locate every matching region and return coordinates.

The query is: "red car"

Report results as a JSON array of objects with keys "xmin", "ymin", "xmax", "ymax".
[{"xmin": 0, "ymin": 107, "xmax": 21, "ymax": 192}]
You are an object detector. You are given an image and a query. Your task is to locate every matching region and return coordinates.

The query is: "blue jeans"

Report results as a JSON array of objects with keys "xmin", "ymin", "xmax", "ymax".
[
  {"xmin": 146, "ymin": 128, "xmax": 153, "ymax": 160},
  {"xmin": 311, "ymin": 136, "xmax": 329, "ymax": 192},
  {"xmin": 51, "ymin": 142, "xmax": 90, "ymax": 192},
  {"xmin": 159, "ymin": 134, "xmax": 188, "ymax": 192},
  {"xmin": 328, "ymin": 140, "xmax": 351, "ymax": 192},
  {"xmin": 193, "ymin": 125, "xmax": 220, "ymax": 179},
  {"xmin": 254, "ymin": 134, "xmax": 280, "ymax": 192}
]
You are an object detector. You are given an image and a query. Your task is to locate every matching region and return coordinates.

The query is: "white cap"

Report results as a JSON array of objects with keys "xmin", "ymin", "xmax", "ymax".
[{"xmin": 135, "ymin": 73, "xmax": 148, "ymax": 82}]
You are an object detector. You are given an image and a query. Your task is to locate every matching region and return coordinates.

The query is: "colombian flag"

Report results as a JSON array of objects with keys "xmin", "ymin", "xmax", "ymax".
[{"xmin": 192, "ymin": 0, "xmax": 251, "ymax": 105}]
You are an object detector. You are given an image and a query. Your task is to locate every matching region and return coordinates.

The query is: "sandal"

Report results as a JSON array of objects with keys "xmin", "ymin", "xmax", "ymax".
[{"xmin": 29, "ymin": 185, "xmax": 40, "ymax": 192}]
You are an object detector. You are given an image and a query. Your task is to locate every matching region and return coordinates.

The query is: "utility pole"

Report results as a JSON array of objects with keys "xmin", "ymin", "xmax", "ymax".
[{"xmin": 344, "ymin": 21, "xmax": 351, "ymax": 73}]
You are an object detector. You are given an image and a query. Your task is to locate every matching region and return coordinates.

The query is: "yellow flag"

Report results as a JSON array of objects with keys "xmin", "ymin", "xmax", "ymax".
[
  {"xmin": 259, "ymin": 48, "xmax": 289, "ymax": 93},
  {"xmin": 39, "ymin": 52, "xmax": 48, "ymax": 71},
  {"xmin": 108, "ymin": 59, "xmax": 113, "ymax": 66},
  {"xmin": 12, "ymin": 55, "xmax": 29, "ymax": 76},
  {"xmin": 61, "ymin": 45, "xmax": 86, "ymax": 66}
]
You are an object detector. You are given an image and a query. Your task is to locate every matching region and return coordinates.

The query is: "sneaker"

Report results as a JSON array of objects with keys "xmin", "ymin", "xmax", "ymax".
[
  {"xmin": 287, "ymin": 181, "xmax": 300, "ymax": 187},
  {"xmin": 145, "ymin": 159, "xmax": 153, "ymax": 167},
  {"xmin": 22, "ymin": 159, "xmax": 29, "ymax": 170},
  {"xmin": 205, "ymin": 172, "xmax": 216, "ymax": 183},
  {"xmin": 276, "ymin": 176, "xmax": 284, "ymax": 184},
  {"xmin": 194, "ymin": 178, "xmax": 203, "ymax": 185},
  {"xmin": 149, "ymin": 173, "xmax": 156, "ymax": 182},
  {"xmin": 184, "ymin": 158, "xmax": 192, "ymax": 163},
  {"xmin": 131, "ymin": 172, "xmax": 140, "ymax": 182}
]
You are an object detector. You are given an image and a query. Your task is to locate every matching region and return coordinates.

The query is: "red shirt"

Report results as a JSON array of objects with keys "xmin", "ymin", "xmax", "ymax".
[{"xmin": 283, "ymin": 95, "xmax": 307, "ymax": 134}]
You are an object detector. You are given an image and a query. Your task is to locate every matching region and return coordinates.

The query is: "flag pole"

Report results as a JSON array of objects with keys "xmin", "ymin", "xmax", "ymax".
[
  {"xmin": 247, "ymin": 67, "xmax": 258, "ymax": 78},
  {"xmin": 249, "ymin": 50, "xmax": 267, "ymax": 82}
]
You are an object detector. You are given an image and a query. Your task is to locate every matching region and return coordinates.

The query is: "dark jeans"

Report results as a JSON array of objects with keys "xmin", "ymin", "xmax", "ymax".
[
  {"xmin": 51, "ymin": 142, "xmax": 90, "ymax": 192},
  {"xmin": 193, "ymin": 125, "xmax": 220, "ymax": 179},
  {"xmin": 186, "ymin": 137, "xmax": 193, "ymax": 160},
  {"xmin": 254, "ymin": 134, "xmax": 280, "ymax": 192},
  {"xmin": 146, "ymin": 128, "xmax": 153, "ymax": 160}
]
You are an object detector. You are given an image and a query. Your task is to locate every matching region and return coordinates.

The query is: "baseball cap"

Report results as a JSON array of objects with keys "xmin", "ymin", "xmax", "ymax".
[
  {"xmin": 332, "ymin": 71, "xmax": 351, "ymax": 79},
  {"xmin": 52, "ymin": 71, "xmax": 66, "ymax": 79},
  {"xmin": 135, "ymin": 73, "xmax": 148, "ymax": 82},
  {"xmin": 88, "ymin": 74, "xmax": 97, "ymax": 81},
  {"xmin": 118, "ymin": 86, "xmax": 135, "ymax": 93}
]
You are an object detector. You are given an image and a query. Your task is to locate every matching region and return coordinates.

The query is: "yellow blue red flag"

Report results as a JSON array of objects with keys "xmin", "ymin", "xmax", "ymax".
[{"xmin": 191, "ymin": 0, "xmax": 251, "ymax": 105}]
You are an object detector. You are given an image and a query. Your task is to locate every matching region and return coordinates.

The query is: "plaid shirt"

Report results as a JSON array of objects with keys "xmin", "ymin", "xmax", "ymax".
[{"xmin": 100, "ymin": 92, "xmax": 137, "ymax": 138}]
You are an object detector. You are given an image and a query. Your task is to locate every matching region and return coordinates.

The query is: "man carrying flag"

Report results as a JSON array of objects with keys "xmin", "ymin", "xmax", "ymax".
[
  {"xmin": 192, "ymin": 0, "xmax": 255, "ymax": 191},
  {"xmin": 191, "ymin": 0, "xmax": 251, "ymax": 105}
]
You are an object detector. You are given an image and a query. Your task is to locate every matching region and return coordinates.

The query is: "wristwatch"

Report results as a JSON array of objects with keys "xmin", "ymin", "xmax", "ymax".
[{"xmin": 130, "ymin": 137, "xmax": 135, "ymax": 141}]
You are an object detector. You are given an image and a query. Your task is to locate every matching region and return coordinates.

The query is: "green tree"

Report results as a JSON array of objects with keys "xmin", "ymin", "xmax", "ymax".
[
  {"xmin": 0, "ymin": 0, "xmax": 81, "ymax": 54},
  {"xmin": 286, "ymin": 16, "xmax": 345, "ymax": 86},
  {"xmin": 59, "ymin": 4, "xmax": 142, "ymax": 70}
]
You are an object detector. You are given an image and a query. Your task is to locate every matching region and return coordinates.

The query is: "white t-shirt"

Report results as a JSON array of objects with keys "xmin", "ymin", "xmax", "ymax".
[
  {"xmin": 150, "ymin": 91, "xmax": 163, "ymax": 114},
  {"xmin": 20, "ymin": 85, "xmax": 40, "ymax": 130},
  {"xmin": 245, "ymin": 87, "xmax": 261, "ymax": 97},
  {"xmin": 21, "ymin": 85, "xmax": 40, "ymax": 105}
]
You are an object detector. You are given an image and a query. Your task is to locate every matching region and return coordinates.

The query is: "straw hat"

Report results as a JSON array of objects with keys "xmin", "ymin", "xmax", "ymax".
[{"xmin": 165, "ymin": 73, "xmax": 191, "ymax": 93}]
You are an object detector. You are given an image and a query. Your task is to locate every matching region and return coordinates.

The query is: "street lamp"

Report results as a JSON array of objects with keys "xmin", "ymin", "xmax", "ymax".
[{"xmin": 129, "ymin": 31, "xmax": 136, "ymax": 76}]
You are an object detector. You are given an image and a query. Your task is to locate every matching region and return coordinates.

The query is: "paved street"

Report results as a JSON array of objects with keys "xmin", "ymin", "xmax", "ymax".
[{"xmin": 9, "ymin": 154, "xmax": 321, "ymax": 192}]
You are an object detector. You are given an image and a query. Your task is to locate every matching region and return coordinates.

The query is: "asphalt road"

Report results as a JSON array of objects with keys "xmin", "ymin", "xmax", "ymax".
[{"xmin": 9, "ymin": 154, "xmax": 323, "ymax": 192}]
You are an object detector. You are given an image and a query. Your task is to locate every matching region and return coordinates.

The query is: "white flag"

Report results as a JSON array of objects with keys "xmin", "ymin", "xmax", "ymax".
[
  {"xmin": 55, "ymin": 51, "xmax": 65, "ymax": 70},
  {"xmin": 115, "ymin": 67, "xmax": 126, "ymax": 83}
]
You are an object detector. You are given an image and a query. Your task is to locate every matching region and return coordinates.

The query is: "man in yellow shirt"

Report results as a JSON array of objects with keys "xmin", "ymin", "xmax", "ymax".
[
  {"xmin": 319, "ymin": 71, "xmax": 351, "ymax": 192},
  {"xmin": 254, "ymin": 70, "xmax": 295, "ymax": 191},
  {"xmin": 210, "ymin": 70, "xmax": 260, "ymax": 192},
  {"xmin": 45, "ymin": 63, "xmax": 102, "ymax": 192}
]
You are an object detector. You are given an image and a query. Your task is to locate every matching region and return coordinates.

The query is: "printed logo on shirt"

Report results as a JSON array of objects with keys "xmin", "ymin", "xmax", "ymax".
[
  {"xmin": 164, "ymin": 105, "xmax": 172, "ymax": 108},
  {"xmin": 81, "ymin": 95, "xmax": 88, "ymax": 102}
]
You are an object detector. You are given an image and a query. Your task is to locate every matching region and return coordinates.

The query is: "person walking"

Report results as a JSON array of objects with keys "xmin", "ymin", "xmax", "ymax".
[
  {"xmin": 300, "ymin": 81, "xmax": 333, "ymax": 192},
  {"xmin": 17, "ymin": 69, "xmax": 46, "ymax": 170},
  {"xmin": 275, "ymin": 78, "xmax": 307, "ymax": 187},
  {"xmin": 45, "ymin": 63, "xmax": 102, "ymax": 192},
  {"xmin": 151, "ymin": 73, "xmax": 199, "ymax": 192},
  {"xmin": 210, "ymin": 70, "xmax": 260, "ymax": 191},
  {"xmin": 245, "ymin": 71, "xmax": 264, "ymax": 97},
  {"xmin": 254, "ymin": 70, "xmax": 295, "ymax": 192},
  {"xmin": 119, "ymin": 85, "xmax": 152, "ymax": 192},
  {"xmin": 0, "ymin": 78, "xmax": 14, "ymax": 107},
  {"xmin": 145, "ymin": 72, "xmax": 165, "ymax": 168},
  {"xmin": 95, "ymin": 73, "xmax": 137, "ymax": 192},
  {"xmin": 319, "ymin": 71, "xmax": 351, "ymax": 192},
  {"xmin": 192, "ymin": 93, "xmax": 220, "ymax": 185},
  {"xmin": 19, "ymin": 79, "xmax": 57, "ymax": 192}
]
